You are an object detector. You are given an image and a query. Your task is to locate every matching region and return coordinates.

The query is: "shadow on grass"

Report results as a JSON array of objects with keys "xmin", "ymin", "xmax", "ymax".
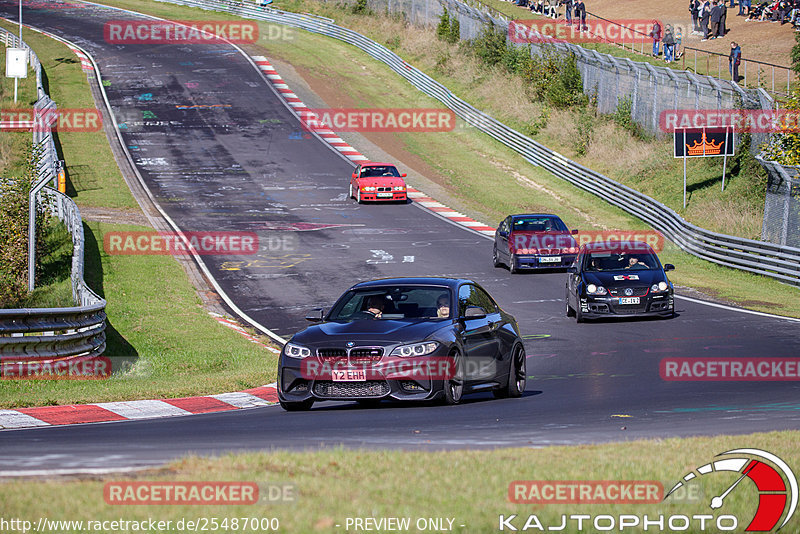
[{"xmin": 83, "ymin": 222, "xmax": 139, "ymax": 366}]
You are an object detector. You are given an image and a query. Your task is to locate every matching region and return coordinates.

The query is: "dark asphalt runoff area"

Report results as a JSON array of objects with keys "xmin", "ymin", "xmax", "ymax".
[{"xmin": 1, "ymin": 1, "xmax": 799, "ymax": 471}]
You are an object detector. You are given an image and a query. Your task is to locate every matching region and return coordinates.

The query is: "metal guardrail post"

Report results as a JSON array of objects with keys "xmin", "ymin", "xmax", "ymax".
[{"xmin": 0, "ymin": 25, "xmax": 106, "ymax": 356}]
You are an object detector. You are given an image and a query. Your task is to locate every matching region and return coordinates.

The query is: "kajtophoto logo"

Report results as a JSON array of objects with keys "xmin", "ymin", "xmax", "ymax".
[
  {"xmin": 500, "ymin": 449, "xmax": 797, "ymax": 531},
  {"xmin": 664, "ymin": 449, "xmax": 798, "ymax": 532}
]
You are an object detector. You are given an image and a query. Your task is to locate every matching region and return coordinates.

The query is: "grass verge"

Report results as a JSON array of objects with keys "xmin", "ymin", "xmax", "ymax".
[
  {"xmin": 1, "ymin": 430, "xmax": 798, "ymax": 533},
  {"xmin": 0, "ymin": 18, "xmax": 279, "ymax": 408},
  {"xmin": 87, "ymin": 0, "xmax": 800, "ymax": 318}
]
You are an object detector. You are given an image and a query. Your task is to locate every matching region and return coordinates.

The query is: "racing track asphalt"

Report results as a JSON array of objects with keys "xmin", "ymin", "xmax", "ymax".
[{"xmin": 1, "ymin": 0, "xmax": 799, "ymax": 472}]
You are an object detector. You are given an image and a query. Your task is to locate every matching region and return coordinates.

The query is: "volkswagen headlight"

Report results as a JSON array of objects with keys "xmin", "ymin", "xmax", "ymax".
[
  {"xmin": 390, "ymin": 341, "xmax": 439, "ymax": 357},
  {"xmin": 586, "ymin": 284, "xmax": 607, "ymax": 295},
  {"xmin": 651, "ymin": 281, "xmax": 669, "ymax": 293}
]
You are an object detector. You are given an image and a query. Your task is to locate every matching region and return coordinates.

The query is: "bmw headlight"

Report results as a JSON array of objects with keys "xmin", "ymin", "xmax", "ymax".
[
  {"xmin": 363, "ymin": 186, "xmax": 376, "ymax": 191},
  {"xmin": 393, "ymin": 186, "xmax": 405, "ymax": 191},
  {"xmin": 390, "ymin": 341, "xmax": 439, "ymax": 357},
  {"xmin": 586, "ymin": 284, "xmax": 607, "ymax": 295},
  {"xmin": 651, "ymin": 281, "xmax": 669, "ymax": 293},
  {"xmin": 284, "ymin": 342, "xmax": 312, "ymax": 359}
]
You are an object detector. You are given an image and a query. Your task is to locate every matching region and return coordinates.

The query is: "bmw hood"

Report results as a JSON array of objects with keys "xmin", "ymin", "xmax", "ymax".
[
  {"xmin": 583, "ymin": 270, "xmax": 666, "ymax": 287},
  {"xmin": 290, "ymin": 319, "xmax": 447, "ymax": 346}
]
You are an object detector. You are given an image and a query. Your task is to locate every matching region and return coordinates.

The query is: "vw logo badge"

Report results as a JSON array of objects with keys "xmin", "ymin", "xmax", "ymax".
[
  {"xmin": 624, "ymin": 288, "xmax": 633, "ymax": 296},
  {"xmin": 346, "ymin": 341, "xmax": 355, "ymax": 348}
]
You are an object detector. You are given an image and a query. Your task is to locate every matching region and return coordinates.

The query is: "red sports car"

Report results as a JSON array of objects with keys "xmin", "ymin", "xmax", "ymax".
[{"xmin": 349, "ymin": 163, "xmax": 408, "ymax": 203}]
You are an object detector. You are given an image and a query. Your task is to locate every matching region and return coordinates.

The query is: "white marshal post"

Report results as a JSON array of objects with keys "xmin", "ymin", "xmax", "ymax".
[
  {"xmin": 682, "ymin": 128, "xmax": 687, "ymax": 209},
  {"xmin": 721, "ymin": 126, "xmax": 729, "ymax": 191}
]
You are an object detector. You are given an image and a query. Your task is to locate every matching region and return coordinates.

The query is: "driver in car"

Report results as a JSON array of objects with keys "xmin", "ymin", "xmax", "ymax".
[
  {"xmin": 436, "ymin": 294, "xmax": 450, "ymax": 318},
  {"xmin": 364, "ymin": 296, "xmax": 385, "ymax": 318},
  {"xmin": 626, "ymin": 255, "xmax": 649, "ymax": 269}
]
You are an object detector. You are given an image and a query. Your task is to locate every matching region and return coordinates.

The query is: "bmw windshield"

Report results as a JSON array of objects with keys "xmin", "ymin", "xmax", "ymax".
[{"xmin": 327, "ymin": 286, "xmax": 452, "ymax": 321}]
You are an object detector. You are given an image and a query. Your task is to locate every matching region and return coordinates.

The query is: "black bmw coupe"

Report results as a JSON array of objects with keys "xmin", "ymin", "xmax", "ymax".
[{"xmin": 277, "ymin": 278, "xmax": 527, "ymax": 411}]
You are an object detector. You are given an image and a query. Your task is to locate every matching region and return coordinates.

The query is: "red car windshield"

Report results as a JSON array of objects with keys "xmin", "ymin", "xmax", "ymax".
[
  {"xmin": 361, "ymin": 166, "xmax": 400, "ymax": 178},
  {"xmin": 511, "ymin": 216, "xmax": 568, "ymax": 232}
]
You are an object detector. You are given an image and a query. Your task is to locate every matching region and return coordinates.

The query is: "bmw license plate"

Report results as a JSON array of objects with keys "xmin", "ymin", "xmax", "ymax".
[
  {"xmin": 619, "ymin": 297, "xmax": 640, "ymax": 305},
  {"xmin": 332, "ymin": 369, "xmax": 366, "ymax": 381},
  {"xmin": 377, "ymin": 192, "xmax": 393, "ymax": 198},
  {"xmin": 539, "ymin": 256, "xmax": 561, "ymax": 263}
]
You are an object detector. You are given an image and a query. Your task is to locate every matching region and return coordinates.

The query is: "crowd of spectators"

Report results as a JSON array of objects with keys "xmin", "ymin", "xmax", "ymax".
[
  {"xmin": 515, "ymin": 0, "xmax": 588, "ymax": 30},
  {"xmin": 743, "ymin": 0, "xmax": 800, "ymax": 25}
]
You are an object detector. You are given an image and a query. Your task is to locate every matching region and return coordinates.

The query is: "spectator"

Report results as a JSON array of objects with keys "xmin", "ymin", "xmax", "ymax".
[
  {"xmin": 663, "ymin": 25, "xmax": 676, "ymax": 62},
  {"xmin": 691, "ymin": 0, "xmax": 701, "ymax": 32},
  {"xmin": 718, "ymin": 0, "xmax": 728, "ymax": 35},
  {"xmin": 675, "ymin": 25, "xmax": 684, "ymax": 58},
  {"xmin": 701, "ymin": 0, "xmax": 712, "ymax": 39},
  {"xmin": 789, "ymin": 0, "xmax": 799, "ymax": 22},
  {"xmin": 729, "ymin": 41, "xmax": 741, "ymax": 82},
  {"xmin": 575, "ymin": 0, "xmax": 587, "ymax": 31},
  {"xmin": 563, "ymin": 0, "xmax": 573, "ymax": 25},
  {"xmin": 738, "ymin": 0, "xmax": 748, "ymax": 14},
  {"xmin": 650, "ymin": 20, "xmax": 662, "ymax": 56},
  {"xmin": 709, "ymin": 1, "xmax": 723, "ymax": 39}
]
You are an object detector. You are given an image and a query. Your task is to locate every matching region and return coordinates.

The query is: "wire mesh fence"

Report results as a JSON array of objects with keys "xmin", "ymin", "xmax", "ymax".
[{"xmin": 758, "ymin": 157, "xmax": 800, "ymax": 247}]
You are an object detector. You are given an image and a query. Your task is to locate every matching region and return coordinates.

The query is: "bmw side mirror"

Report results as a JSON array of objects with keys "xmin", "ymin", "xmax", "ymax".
[
  {"xmin": 401, "ymin": 173, "xmax": 407, "ymax": 177},
  {"xmin": 305, "ymin": 308, "xmax": 324, "ymax": 322},
  {"xmin": 463, "ymin": 306, "xmax": 487, "ymax": 320},
  {"xmin": 664, "ymin": 264, "xmax": 675, "ymax": 272},
  {"xmin": 572, "ymin": 229, "xmax": 578, "ymax": 234},
  {"xmin": 352, "ymin": 173, "xmax": 357, "ymax": 179},
  {"xmin": 567, "ymin": 266, "xmax": 577, "ymax": 274},
  {"xmin": 499, "ymin": 230, "xmax": 508, "ymax": 237}
]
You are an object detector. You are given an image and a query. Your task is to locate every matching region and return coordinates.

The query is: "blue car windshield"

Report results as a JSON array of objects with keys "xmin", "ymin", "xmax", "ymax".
[
  {"xmin": 328, "ymin": 286, "xmax": 452, "ymax": 320},
  {"xmin": 585, "ymin": 252, "xmax": 660, "ymax": 271}
]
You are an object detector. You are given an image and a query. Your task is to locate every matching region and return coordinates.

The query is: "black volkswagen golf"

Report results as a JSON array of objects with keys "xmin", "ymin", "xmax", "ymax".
[
  {"xmin": 565, "ymin": 241, "xmax": 675, "ymax": 322},
  {"xmin": 277, "ymin": 277, "xmax": 527, "ymax": 411}
]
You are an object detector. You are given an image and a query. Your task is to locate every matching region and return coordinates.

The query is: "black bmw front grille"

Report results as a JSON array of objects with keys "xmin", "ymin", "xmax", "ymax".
[
  {"xmin": 349, "ymin": 347, "xmax": 383, "ymax": 363},
  {"xmin": 318, "ymin": 349, "xmax": 347, "ymax": 362},
  {"xmin": 313, "ymin": 381, "xmax": 390, "ymax": 398}
]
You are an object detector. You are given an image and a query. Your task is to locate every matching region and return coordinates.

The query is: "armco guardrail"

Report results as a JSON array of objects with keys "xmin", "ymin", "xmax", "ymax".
[
  {"xmin": 0, "ymin": 26, "xmax": 106, "ymax": 357},
  {"xmin": 156, "ymin": 0, "xmax": 800, "ymax": 286}
]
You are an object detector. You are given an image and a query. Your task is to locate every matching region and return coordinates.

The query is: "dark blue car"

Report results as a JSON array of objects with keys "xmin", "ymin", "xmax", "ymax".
[
  {"xmin": 277, "ymin": 278, "xmax": 526, "ymax": 410},
  {"xmin": 493, "ymin": 214, "xmax": 579, "ymax": 273}
]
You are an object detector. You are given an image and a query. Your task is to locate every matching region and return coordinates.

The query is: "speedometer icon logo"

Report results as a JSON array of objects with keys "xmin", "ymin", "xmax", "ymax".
[{"xmin": 665, "ymin": 448, "xmax": 798, "ymax": 531}]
